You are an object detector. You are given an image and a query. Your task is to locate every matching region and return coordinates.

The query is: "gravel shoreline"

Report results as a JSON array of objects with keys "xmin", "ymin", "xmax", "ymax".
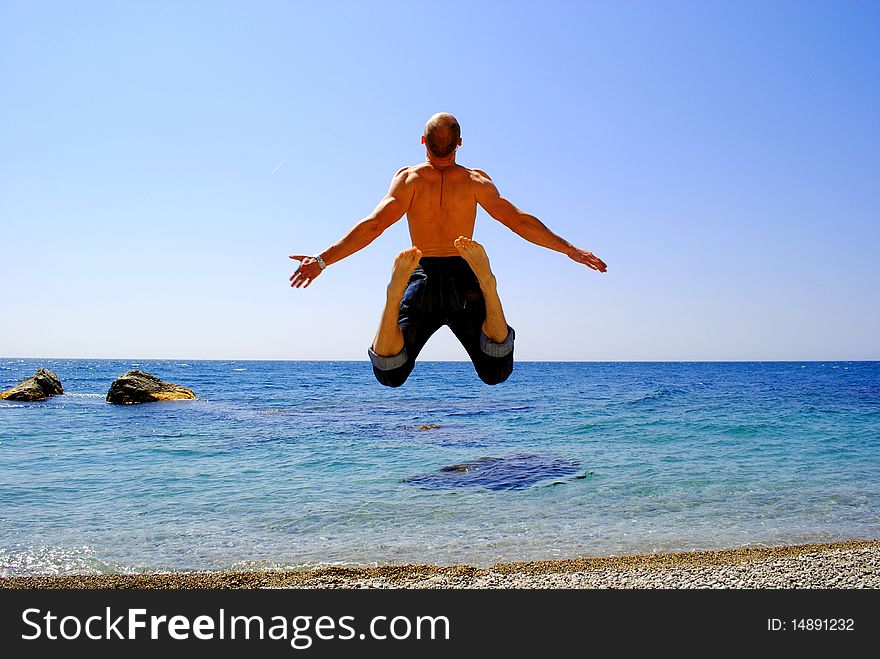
[{"xmin": 3, "ymin": 540, "xmax": 878, "ymax": 589}]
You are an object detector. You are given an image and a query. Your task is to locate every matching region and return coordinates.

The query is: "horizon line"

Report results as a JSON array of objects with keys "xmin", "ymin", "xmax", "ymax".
[{"xmin": 2, "ymin": 357, "xmax": 879, "ymax": 364}]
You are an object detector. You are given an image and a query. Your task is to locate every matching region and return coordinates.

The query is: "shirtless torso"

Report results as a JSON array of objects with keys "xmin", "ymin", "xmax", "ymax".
[{"xmin": 389, "ymin": 162, "xmax": 493, "ymax": 257}]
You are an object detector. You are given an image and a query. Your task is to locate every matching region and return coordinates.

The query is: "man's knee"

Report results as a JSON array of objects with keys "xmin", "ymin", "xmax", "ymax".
[
  {"xmin": 474, "ymin": 325, "xmax": 514, "ymax": 385},
  {"xmin": 474, "ymin": 356, "xmax": 514, "ymax": 385},
  {"xmin": 368, "ymin": 346, "xmax": 413, "ymax": 387},
  {"xmin": 480, "ymin": 326, "xmax": 515, "ymax": 359},
  {"xmin": 477, "ymin": 369, "xmax": 512, "ymax": 386},
  {"xmin": 373, "ymin": 366, "xmax": 412, "ymax": 388}
]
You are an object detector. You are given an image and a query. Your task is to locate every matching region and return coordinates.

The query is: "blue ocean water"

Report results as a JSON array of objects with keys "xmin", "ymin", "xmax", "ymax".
[{"xmin": 1, "ymin": 359, "xmax": 879, "ymax": 576}]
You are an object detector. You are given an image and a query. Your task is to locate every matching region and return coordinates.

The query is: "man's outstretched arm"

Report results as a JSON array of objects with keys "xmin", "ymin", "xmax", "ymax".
[
  {"xmin": 289, "ymin": 168, "xmax": 413, "ymax": 288},
  {"xmin": 474, "ymin": 171, "xmax": 607, "ymax": 273}
]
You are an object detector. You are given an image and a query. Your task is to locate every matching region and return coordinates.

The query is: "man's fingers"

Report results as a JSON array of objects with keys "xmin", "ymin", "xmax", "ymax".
[
  {"xmin": 290, "ymin": 270, "xmax": 316, "ymax": 288},
  {"xmin": 573, "ymin": 251, "xmax": 607, "ymax": 272},
  {"xmin": 289, "ymin": 255, "xmax": 305, "ymax": 283},
  {"xmin": 290, "ymin": 262, "xmax": 322, "ymax": 287},
  {"xmin": 580, "ymin": 251, "xmax": 607, "ymax": 272}
]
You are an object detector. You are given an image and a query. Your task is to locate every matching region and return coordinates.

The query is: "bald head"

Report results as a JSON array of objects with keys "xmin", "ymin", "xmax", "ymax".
[{"xmin": 424, "ymin": 112, "xmax": 461, "ymax": 157}]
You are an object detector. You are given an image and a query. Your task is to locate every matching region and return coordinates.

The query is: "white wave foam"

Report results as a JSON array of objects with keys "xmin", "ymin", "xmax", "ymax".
[{"xmin": 0, "ymin": 545, "xmax": 131, "ymax": 577}]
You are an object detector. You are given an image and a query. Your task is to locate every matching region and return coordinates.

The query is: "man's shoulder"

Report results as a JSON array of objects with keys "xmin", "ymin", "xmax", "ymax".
[
  {"xmin": 467, "ymin": 167, "xmax": 492, "ymax": 181},
  {"xmin": 388, "ymin": 165, "xmax": 424, "ymax": 190},
  {"xmin": 401, "ymin": 162, "xmax": 434, "ymax": 175},
  {"xmin": 392, "ymin": 163, "xmax": 429, "ymax": 181}
]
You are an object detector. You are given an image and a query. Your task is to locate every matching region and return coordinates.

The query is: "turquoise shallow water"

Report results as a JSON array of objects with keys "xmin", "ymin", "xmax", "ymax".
[{"xmin": 1, "ymin": 359, "xmax": 879, "ymax": 575}]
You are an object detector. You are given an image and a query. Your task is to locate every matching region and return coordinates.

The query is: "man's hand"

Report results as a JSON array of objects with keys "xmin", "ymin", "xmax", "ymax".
[
  {"xmin": 568, "ymin": 247, "xmax": 607, "ymax": 273},
  {"xmin": 289, "ymin": 255, "xmax": 324, "ymax": 288}
]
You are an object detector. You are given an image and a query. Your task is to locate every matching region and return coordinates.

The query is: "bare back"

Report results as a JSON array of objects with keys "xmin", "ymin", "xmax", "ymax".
[{"xmin": 399, "ymin": 163, "xmax": 490, "ymax": 257}]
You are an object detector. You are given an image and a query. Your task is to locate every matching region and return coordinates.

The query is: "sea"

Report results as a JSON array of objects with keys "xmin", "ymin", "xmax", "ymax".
[{"xmin": 1, "ymin": 359, "xmax": 879, "ymax": 576}]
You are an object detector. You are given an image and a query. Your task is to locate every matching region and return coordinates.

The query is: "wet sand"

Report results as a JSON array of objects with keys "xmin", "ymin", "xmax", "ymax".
[{"xmin": 3, "ymin": 540, "xmax": 878, "ymax": 589}]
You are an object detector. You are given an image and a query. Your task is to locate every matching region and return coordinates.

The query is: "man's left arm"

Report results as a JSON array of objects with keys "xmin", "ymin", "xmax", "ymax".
[{"xmin": 474, "ymin": 171, "xmax": 607, "ymax": 273}]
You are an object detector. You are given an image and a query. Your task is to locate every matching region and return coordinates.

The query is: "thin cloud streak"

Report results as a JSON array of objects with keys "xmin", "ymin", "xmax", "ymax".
[{"xmin": 270, "ymin": 156, "xmax": 290, "ymax": 175}]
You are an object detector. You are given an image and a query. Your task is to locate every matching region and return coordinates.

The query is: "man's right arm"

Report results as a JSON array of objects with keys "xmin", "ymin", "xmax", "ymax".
[
  {"xmin": 473, "ymin": 170, "xmax": 607, "ymax": 273},
  {"xmin": 327, "ymin": 168, "xmax": 417, "ymax": 265},
  {"xmin": 290, "ymin": 167, "xmax": 413, "ymax": 288}
]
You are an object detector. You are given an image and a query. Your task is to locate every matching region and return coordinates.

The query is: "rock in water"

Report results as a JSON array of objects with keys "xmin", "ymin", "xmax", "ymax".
[
  {"xmin": 405, "ymin": 454, "xmax": 582, "ymax": 491},
  {"xmin": 0, "ymin": 368, "xmax": 64, "ymax": 401},
  {"xmin": 106, "ymin": 370, "xmax": 197, "ymax": 405}
]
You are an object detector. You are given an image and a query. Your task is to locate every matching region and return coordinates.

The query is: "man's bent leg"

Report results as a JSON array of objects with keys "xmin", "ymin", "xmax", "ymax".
[
  {"xmin": 371, "ymin": 247, "xmax": 422, "ymax": 358},
  {"xmin": 452, "ymin": 237, "xmax": 515, "ymax": 385},
  {"xmin": 370, "ymin": 247, "xmax": 440, "ymax": 387},
  {"xmin": 448, "ymin": 317, "xmax": 515, "ymax": 386},
  {"xmin": 454, "ymin": 237, "xmax": 509, "ymax": 344},
  {"xmin": 474, "ymin": 326, "xmax": 515, "ymax": 384}
]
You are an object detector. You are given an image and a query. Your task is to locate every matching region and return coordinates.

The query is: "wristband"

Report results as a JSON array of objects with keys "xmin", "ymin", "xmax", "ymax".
[{"xmin": 314, "ymin": 254, "xmax": 327, "ymax": 270}]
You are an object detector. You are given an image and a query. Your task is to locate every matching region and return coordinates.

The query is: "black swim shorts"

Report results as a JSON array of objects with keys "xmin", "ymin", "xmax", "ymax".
[{"xmin": 368, "ymin": 256, "xmax": 515, "ymax": 387}]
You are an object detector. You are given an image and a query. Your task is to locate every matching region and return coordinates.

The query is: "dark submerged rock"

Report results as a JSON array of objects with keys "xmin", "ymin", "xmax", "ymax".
[
  {"xmin": 405, "ymin": 454, "xmax": 583, "ymax": 491},
  {"xmin": 106, "ymin": 370, "xmax": 197, "ymax": 405},
  {"xmin": 0, "ymin": 368, "xmax": 63, "ymax": 402}
]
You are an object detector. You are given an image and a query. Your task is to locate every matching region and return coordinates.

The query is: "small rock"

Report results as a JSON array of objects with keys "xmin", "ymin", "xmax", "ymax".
[
  {"xmin": 106, "ymin": 370, "xmax": 197, "ymax": 405},
  {"xmin": 0, "ymin": 368, "xmax": 63, "ymax": 402}
]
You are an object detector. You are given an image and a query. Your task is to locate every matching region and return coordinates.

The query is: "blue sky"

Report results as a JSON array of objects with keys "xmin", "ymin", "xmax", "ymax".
[{"xmin": 2, "ymin": 0, "xmax": 878, "ymax": 360}]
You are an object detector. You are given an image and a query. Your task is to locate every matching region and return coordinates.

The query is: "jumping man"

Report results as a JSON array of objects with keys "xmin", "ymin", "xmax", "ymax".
[{"xmin": 289, "ymin": 113, "xmax": 607, "ymax": 386}]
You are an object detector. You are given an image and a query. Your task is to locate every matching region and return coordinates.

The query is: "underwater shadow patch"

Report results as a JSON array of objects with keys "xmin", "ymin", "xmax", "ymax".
[{"xmin": 404, "ymin": 453, "xmax": 584, "ymax": 491}]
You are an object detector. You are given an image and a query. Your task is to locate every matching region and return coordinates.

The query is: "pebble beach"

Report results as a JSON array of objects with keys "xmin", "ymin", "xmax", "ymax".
[{"xmin": 3, "ymin": 540, "xmax": 877, "ymax": 589}]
